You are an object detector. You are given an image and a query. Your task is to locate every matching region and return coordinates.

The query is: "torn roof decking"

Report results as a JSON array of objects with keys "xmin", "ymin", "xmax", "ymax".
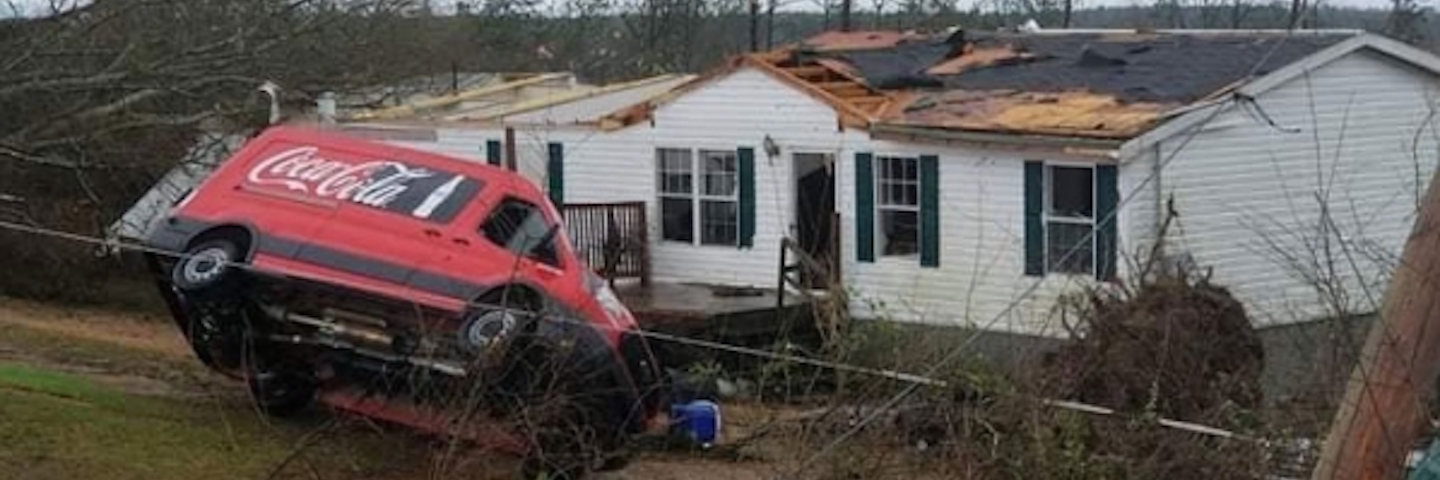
[
  {"xmin": 601, "ymin": 51, "xmax": 898, "ymax": 130},
  {"xmin": 347, "ymin": 73, "xmax": 580, "ymax": 122},
  {"xmin": 350, "ymin": 73, "xmax": 695, "ymax": 128}
]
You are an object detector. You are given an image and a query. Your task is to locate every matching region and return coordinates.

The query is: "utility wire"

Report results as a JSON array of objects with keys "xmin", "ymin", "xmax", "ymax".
[{"xmin": 0, "ymin": 217, "xmax": 1253, "ymax": 444}]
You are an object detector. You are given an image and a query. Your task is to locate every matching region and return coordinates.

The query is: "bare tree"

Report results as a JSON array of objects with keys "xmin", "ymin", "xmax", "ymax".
[
  {"xmin": 1384, "ymin": 0, "xmax": 1429, "ymax": 45},
  {"xmin": 0, "ymin": 0, "xmax": 440, "ymax": 300}
]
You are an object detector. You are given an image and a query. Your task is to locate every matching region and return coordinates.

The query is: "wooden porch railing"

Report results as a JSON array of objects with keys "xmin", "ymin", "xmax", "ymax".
[{"xmin": 562, "ymin": 201, "xmax": 650, "ymax": 286}]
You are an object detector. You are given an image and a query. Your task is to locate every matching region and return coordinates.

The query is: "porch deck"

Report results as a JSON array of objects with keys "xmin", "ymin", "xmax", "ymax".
[{"xmin": 615, "ymin": 281, "xmax": 816, "ymax": 342}]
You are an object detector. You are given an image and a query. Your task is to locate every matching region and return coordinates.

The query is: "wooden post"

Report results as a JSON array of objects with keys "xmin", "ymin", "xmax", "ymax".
[
  {"xmin": 1312, "ymin": 166, "xmax": 1440, "ymax": 480},
  {"xmin": 503, "ymin": 126, "xmax": 517, "ymax": 172}
]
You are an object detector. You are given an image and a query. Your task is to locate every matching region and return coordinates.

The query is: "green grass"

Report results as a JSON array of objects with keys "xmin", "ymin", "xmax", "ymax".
[
  {"xmin": 0, "ymin": 362, "xmax": 290, "ymax": 479},
  {"xmin": 0, "ymin": 362, "xmax": 424, "ymax": 480}
]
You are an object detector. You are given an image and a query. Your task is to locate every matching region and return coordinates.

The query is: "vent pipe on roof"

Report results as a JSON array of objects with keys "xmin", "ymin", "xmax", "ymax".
[
  {"xmin": 504, "ymin": 127, "xmax": 517, "ymax": 172},
  {"xmin": 316, "ymin": 92, "xmax": 337, "ymax": 125},
  {"xmin": 749, "ymin": 0, "xmax": 760, "ymax": 52}
]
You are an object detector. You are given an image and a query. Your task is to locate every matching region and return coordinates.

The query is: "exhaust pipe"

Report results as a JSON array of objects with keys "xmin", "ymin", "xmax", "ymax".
[{"xmin": 260, "ymin": 304, "xmax": 393, "ymax": 346}]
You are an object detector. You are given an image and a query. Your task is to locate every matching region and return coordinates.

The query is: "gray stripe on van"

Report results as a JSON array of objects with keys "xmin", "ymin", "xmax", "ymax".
[{"xmin": 153, "ymin": 217, "xmax": 489, "ymax": 304}]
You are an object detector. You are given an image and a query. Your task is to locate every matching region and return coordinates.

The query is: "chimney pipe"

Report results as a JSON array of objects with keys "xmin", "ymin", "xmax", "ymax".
[
  {"xmin": 316, "ymin": 92, "xmax": 337, "ymax": 125},
  {"xmin": 749, "ymin": 0, "xmax": 760, "ymax": 52},
  {"xmin": 504, "ymin": 127, "xmax": 517, "ymax": 172}
]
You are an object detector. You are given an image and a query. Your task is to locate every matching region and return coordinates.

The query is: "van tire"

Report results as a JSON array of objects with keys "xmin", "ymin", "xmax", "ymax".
[{"xmin": 173, "ymin": 239, "xmax": 243, "ymax": 295}]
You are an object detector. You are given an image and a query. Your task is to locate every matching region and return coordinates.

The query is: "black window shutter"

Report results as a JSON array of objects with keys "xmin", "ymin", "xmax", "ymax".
[
  {"xmin": 919, "ymin": 155, "xmax": 940, "ymax": 268},
  {"xmin": 1024, "ymin": 161, "xmax": 1045, "ymax": 276},
  {"xmin": 547, "ymin": 142, "xmax": 564, "ymax": 207},
  {"xmin": 856, "ymin": 152, "xmax": 875, "ymax": 263},
  {"xmin": 738, "ymin": 147, "xmax": 756, "ymax": 248},
  {"xmin": 1095, "ymin": 164, "xmax": 1119, "ymax": 281},
  {"xmin": 485, "ymin": 139, "xmax": 502, "ymax": 166}
]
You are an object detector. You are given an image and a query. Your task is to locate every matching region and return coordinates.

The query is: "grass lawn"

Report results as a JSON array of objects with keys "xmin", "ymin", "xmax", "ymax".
[{"xmin": 0, "ymin": 362, "xmax": 421, "ymax": 480}]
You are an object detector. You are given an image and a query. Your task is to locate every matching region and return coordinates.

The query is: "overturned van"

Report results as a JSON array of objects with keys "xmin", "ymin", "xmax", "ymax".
[{"xmin": 138, "ymin": 126, "xmax": 666, "ymax": 478}]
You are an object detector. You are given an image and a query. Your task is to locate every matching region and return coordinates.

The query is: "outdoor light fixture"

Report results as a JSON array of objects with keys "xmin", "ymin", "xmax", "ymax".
[{"xmin": 763, "ymin": 135, "xmax": 780, "ymax": 158}]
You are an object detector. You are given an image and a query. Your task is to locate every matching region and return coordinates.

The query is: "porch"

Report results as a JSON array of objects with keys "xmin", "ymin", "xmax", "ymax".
[{"xmin": 562, "ymin": 201, "xmax": 830, "ymax": 363}]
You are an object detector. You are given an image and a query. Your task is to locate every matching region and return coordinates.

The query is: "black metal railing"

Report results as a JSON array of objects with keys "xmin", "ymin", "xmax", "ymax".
[{"xmin": 562, "ymin": 201, "xmax": 650, "ymax": 286}]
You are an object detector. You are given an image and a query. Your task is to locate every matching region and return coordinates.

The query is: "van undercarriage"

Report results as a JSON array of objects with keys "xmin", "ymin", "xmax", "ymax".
[{"xmin": 143, "ymin": 252, "xmax": 664, "ymax": 477}]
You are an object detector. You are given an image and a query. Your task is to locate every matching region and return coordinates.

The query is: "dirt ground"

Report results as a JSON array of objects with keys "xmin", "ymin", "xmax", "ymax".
[{"xmin": 0, "ymin": 297, "xmax": 789, "ymax": 480}]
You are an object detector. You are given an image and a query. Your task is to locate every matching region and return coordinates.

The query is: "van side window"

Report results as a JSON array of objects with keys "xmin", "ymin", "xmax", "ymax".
[{"xmin": 481, "ymin": 198, "xmax": 561, "ymax": 268}]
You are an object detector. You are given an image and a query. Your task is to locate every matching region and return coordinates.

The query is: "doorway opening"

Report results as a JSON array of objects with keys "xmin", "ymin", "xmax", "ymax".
[{"xmin": 793, "ymin": 152, "xmax": 837, "ymax": 290}]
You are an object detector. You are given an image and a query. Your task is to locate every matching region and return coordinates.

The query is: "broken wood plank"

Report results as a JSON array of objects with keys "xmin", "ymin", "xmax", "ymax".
[{"xmin": 785, "ymin": 65, "xmax": 831, "ymax": 79}]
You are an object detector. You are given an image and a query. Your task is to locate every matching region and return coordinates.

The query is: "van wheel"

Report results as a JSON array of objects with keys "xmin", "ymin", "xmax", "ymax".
[
  {"xmin": 173, "ymin": 239, "xmax": 243, "ymax": 295},
  {"xmin": 179, "ymin": 296, "xmax": 249, "ymax": 374}
]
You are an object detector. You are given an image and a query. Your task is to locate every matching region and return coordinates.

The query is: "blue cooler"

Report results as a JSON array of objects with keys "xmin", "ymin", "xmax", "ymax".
[{"xmin": 671, "ymin": 400, "xmax": 722, "ymax": 448}]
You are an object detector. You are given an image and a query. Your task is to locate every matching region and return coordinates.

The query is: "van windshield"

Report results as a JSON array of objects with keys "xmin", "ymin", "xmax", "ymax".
[{"xmin": 481, "ymin": 198, "xmax": 561, "ymax": 267}]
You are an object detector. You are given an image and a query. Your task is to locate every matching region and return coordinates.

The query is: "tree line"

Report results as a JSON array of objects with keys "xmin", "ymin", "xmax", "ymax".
[{"xmin": 0, "ymin": 0, "xmax": 1429, "ymax": 304}]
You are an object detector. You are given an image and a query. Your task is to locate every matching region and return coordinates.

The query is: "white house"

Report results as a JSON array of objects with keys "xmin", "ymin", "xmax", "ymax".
[
  {"xmin": 351, "ymin": 30, "xmax": 1440, "ymax": 336},
  {"xmin": 595, "ymin": 29, "xmax": 1440, "ymax": 335}
]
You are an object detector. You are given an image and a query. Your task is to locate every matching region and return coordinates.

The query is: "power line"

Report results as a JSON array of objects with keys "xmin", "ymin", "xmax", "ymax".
[{"xmin": 0, "ymin": 217, "xmax": 1254, "ymax": 444}]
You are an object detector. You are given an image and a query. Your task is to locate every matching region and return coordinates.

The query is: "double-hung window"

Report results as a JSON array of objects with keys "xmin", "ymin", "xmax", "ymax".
[
  {"xmin": 657, "ymin": 148, "xmax": 739, "ymax": 246},
  {"xmin": 876, "ymin": 156, "xmax": 919, "ymax": 257},
  {"xmin": 1045, "ymin": 164, "xmax": 1095, "ymax": 275}
]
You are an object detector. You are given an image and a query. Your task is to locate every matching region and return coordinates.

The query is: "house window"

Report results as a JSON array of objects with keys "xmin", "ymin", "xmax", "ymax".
[
  {"xmin": 656, "ymin": 148, "xmax": 739, "ymax": 246},
  {"xmin": 658, "ymin": 148, "xmax": 694, "ymax": 242},
  {"xmin": 876, "ymin": 156, "xmax": 919, "ymax": 256},
  {"xmin": 1045, "ymin": 165, "xmax": 1095, "ymax": 275}
]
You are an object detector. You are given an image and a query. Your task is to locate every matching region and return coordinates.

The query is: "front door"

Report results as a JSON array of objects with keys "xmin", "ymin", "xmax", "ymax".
[{"xmin": 793, "ymin": 153, "xmax": 836, "ymax": 289}]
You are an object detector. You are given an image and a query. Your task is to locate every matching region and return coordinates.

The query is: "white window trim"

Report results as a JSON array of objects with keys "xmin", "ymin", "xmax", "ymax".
[
  {"xmin": 874, "ymin": 155, "xmax": 920, "ymax": 259},
  {"xmin": 1043, "ymin": 161, "xmax": 1097, "ymax": 275},
  {"xmin": 656, "ymin": 147, "xmax": 740, "ymax": 247}
]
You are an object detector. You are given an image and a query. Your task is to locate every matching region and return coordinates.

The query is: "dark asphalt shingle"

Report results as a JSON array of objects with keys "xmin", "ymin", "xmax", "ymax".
[{"xmin": 809, "ymin": 32, "xmax": 1353, "ymax": 104}]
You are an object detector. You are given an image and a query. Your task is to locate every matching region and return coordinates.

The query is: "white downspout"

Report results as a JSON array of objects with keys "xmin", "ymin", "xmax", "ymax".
[{"xmin": 1152, "ymin": 140, "xmax": 1165, "ymax": 257}]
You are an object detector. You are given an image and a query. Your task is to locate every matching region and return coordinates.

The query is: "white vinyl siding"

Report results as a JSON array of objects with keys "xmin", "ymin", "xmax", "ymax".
[{"xmin": 1151, "ymin": 50, "xmax": 1440, "ymax": 326}]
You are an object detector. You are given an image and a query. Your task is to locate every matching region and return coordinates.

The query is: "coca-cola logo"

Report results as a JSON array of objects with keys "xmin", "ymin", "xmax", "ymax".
[{"xmin": 246, "ymin": 146, "xmax": 435, "ymax": 208}]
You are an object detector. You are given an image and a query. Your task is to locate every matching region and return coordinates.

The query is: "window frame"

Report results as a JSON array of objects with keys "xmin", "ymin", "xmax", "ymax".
[
  {"xmin": 874, "ymin": 155, "xmax": 920, "ymax": 259},
  {"xmin": 1043, "ymin": 162, "xmax": 1097, "ymax": 276},
  {"xmin": 656, "ymin": 148, "xmax": 695, "ymax": 243},
  {"xmin": 655, "ymin": 147, "xmax": 740, "ymax": 247},
  {"xmin": 478, "ymin": 196, "xmax": 565, "ymax": 269}
]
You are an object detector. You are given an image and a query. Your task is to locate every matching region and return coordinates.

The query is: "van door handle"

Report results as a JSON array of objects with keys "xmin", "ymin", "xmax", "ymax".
[
  {"xmin": 424, "ymin": 228, "xmax": 442, "ymax": 238},
  {"xmin": 452, "ymin": 237, "xmax": 470, "ymax": 246}
]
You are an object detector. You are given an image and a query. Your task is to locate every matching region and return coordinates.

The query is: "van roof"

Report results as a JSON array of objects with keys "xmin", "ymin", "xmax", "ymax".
[{"xmin": 250, "ymin": 125, "xmax": 521, "ymax": 188}]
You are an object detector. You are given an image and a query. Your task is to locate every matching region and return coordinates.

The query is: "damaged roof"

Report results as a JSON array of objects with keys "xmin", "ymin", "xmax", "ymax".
[
  {"xmin": 800, "ymin": 28, "xmax": 1359, "ymax": 138},
  {"xmin": 601, "ymin": 29, "xmax": 1427, "ymax": 144},
  {"xmin": 812, "ymin": 31, "xmax": 1349, "ymax": 104},
  {"xmin": 797, "ymin": 29, "xmax": 1357, "ymax": 139}
]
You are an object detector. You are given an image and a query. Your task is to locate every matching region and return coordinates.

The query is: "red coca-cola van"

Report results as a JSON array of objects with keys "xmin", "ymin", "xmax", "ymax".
[{"xmin": 142, "ymin": 126, "xmax": 665, "ymax": 477}]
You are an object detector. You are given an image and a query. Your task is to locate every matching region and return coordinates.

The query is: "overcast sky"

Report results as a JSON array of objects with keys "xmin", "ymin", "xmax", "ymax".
[{"xmin": 4, "ymin": 0, "xmax": 1401, "ymax": 19}]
